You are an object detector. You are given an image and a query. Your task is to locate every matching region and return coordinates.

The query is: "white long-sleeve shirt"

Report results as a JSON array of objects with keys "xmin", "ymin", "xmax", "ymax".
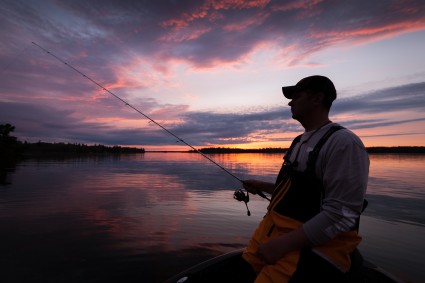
[{"xmin": 287, "ymin": 122, "xmax": 369, "ymax": 245}]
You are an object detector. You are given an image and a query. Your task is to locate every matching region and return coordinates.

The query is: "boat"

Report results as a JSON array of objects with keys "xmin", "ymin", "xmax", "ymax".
[{"xmin": 164, "ymin": 248, "xmax": 404, "ymax": 283}]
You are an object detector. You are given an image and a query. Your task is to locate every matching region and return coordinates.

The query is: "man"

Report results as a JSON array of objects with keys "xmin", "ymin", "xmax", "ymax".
[{"xmin": 242, "ymin": 75, "xmax": 369, "ymax": 283}]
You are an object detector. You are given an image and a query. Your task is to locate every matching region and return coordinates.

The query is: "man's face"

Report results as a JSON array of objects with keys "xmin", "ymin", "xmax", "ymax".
[{"xmin": 287, "ymin": 90, "xmax": 315, "ymax": 121}]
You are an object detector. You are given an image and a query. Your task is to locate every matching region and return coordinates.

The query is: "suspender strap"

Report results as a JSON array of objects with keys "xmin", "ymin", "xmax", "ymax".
[
  {"xmin": 306, "ymin": 125, "xmax": 345, "ymax": 173},
  {"xmin": 283, "ymin": 134, "xmax": 302, "ymax": 163}
]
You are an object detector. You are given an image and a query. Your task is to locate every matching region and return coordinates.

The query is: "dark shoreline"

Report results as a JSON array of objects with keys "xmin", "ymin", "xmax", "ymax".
[
  {"xmin": 2, "ymin": 144, "xmax": 424, "ymax": 161},
  {"xmin": 186, "ymin": 146, "xmax": 425, "ymax": 154}
]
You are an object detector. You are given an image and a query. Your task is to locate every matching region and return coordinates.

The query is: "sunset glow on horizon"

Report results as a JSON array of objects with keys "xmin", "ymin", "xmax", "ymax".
[{"xmin": 1, "ymin": 0, "xmax": 424, "ymax": 151}]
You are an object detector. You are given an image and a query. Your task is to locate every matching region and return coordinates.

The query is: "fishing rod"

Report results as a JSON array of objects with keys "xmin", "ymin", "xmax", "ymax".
[{"xmin": 31, "ymin": 41, "xmax": 270, "ymax": 215}]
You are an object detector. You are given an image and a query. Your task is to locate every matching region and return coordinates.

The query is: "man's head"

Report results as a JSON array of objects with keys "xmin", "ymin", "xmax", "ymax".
[{"xmin": 282, "ymin": 75, "xmax": 336, "ymax": 109}]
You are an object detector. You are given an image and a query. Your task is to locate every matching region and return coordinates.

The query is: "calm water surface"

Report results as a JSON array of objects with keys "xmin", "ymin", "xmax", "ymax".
[{"xmin": 0, "ymin": 153, "xmax": 424, "ymax": 283}]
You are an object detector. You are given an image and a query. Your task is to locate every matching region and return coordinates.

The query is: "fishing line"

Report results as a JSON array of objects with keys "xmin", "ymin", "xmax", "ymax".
[{"xmin": 31, "ymin": 41, "xmax": 270, "ymax": 214}]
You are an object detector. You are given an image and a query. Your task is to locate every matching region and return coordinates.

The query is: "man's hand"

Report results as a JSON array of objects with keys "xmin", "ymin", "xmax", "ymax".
[
  {"xmin": 256, "ymin": 237, "xmax": 284, "ymax": 264},
  {"xmin": 242, "ymin": 180, "xmax": 259, "ymax": 194},
  {"xmin": 242, "ymin": 179, "xmax": 275, "ymax": 195},
  {"xmin": 256, "ymin": 227, "xmax": 311, "ymax": 265}
]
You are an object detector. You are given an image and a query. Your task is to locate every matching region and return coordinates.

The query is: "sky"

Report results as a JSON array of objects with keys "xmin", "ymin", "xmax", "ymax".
[{"xmin": 1, "ymin": 0, "xmax": 425, "ymax": 151}]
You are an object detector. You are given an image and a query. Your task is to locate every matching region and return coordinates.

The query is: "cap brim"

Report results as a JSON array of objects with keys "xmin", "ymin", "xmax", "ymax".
[{"xmin": 282, "ymin": 85, "xmax": 301, "ymax": 99}]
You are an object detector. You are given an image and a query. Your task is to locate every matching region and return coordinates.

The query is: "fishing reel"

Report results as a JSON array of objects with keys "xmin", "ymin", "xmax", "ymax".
[
  {"xmin": 234, "ymin": 189, "xmax": 249, "ymax": 202},
  {"xmin": 233, "ymin": 189, "xmax": 251, "ymax": 216}
]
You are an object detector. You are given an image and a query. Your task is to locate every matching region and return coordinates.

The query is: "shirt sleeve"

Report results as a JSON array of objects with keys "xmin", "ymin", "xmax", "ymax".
[{"xmin": 303, "ymin": 129, "xmax": 369, "ymax": 245}]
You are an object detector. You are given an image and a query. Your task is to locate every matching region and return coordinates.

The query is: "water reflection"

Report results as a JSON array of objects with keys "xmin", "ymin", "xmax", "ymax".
[
  {"xmin": 359, "ymin": 216, "xmax": 425, "ymax": 282},
  {"xmin": 365, "ymin": 154, "xmax": 425, "ymax": 227},
  {"xmin": 0, "ymin": 158, "xmax": 18, "ymax": 186},
  {"xmin": 368, "ymin": 154, "xmax": 425, "ymax": 198},
  {"xmin": 0, "ymin": 153, "xmax": 424, "ymax": 282}
]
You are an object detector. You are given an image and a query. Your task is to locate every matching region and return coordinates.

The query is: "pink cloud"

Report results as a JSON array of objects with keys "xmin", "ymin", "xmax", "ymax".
[
  {"xmin": 312, "ymin": 20, "xmax": 425, "ymax": 48},
  {"xmin": 161, "ymin": 0, "xmax": 271, "ymax": 30},
  {"xmin": 150, "ymin": 104, "xmax": 190, "ymax": 118},
  {"xmin": 209, "ymin": 0, "xmax": 270, "ymax": 10},
  {"xmin": 271, "ymin": 0, "xmax": 323, "ymax": 12},
  {"xmin": 223, "ymin": 11, "xmax": 270, "ymax": 32},
  {"xmin": 159, "ymin": 26, "xmax": 212, "ymax": 42}
]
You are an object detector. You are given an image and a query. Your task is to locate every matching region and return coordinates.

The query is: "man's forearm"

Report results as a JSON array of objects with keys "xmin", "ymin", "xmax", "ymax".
[{"xmin": 257, "ymin": 226, "xmax": 311, "ymax": 264}]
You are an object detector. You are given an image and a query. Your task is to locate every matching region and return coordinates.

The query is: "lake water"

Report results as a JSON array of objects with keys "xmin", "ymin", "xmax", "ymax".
[{"xmin": 0, "ymin": 153, "xmax": 424, "ymax": 283}]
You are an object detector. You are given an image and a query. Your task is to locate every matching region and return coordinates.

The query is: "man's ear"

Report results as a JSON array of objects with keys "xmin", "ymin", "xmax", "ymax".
[{"xmin": 313, "ymin": 92, "xmax": 326, "ymax": 104}]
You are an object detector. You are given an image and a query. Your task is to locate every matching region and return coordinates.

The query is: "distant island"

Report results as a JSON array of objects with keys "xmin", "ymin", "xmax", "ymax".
[
  {"xmin": 1, "ymin": 141, "xmax": 145, "ymax": 160},
  {"xmin": 365, "ymin": 147, "xmax": 425, "ymax": 154},
  {"xmin": 20, "ymin": 142, "xmax": 145, "ymax": 156},
  {"xmin": 1, "ymin": 123, "xmax": 145, "ymax": 162}
]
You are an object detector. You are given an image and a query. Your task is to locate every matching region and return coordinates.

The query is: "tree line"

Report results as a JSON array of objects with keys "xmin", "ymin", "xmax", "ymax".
[{"xmin": 0, "ymin": 123, "xmax": 145, "ymax": 160}]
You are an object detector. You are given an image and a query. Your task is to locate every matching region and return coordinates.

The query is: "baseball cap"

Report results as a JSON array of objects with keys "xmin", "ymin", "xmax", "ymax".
[{"xmin": 282, "ymin": 75, "xmax": 337, "ymax": 101}]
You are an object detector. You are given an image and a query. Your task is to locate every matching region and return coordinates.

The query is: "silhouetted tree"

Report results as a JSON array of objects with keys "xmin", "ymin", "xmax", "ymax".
[
  {"xmin": 0, "ymin": 123, "xmax": 20, "ymax": 185},
  {"xmin": 0, "ymin": 123, "xmax": 15, "ymax": 137},
  {"xmin": 0, "ymin": 123, "xmax": 18, "ymax": 144}
]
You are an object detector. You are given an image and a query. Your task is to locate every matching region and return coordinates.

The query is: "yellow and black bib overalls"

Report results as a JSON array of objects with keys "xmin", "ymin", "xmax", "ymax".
[{"xmin": 243, "ymin": 126, "xmax": 362, "ymax": 283}]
